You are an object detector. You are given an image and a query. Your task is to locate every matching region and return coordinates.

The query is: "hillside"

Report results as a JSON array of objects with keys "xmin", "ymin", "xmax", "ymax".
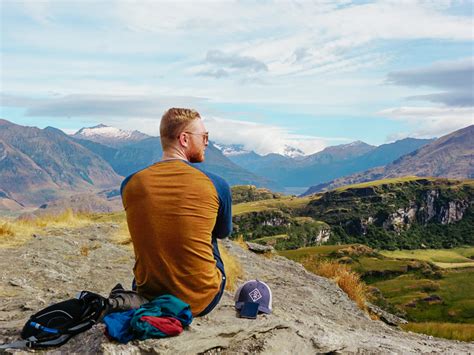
[
  {"xmin": 231, "ymin": 177, "xmax": 474, "ymax": 250},
  {"xmin": 0, "ymin": 120, "xmax": 122, "ymax": 207},
  {"xmin": 305, "ymin": 125, "xmax": 473, "ymax": 194},
  {"xmin": 0, "ymin": 220, "xmax": 472, "ymax": 353}
]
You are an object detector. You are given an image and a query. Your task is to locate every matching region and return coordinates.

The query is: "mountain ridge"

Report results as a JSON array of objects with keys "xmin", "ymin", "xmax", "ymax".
[{"xmin": 303, "ymin": 125, "xmax": 473, "ymax": 195}]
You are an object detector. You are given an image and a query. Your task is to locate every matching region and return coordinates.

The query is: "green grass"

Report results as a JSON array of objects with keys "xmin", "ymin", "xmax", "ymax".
[
  {"xmin": 402, "ymin": 322, "xmax": 474, "ymax": 342},
  {"xmin": 381, "ymin": 247, "xmax": 474, "ymax": 268},
  {"xmin": 334, "ymin": 176, "xmax": 434, "ymax": 191},
  {"xmin": 252, "ymin": 234, "xmax": 288, "ymax": 243},
  {"xmin": 232, "ymin": 196, "xmax": 312, "ymax": 216},
  {"xmin": 372, "ymin": 268, "xmax": 474, "ymax": 324},
  {"xmin": 278, "ymin": 244, "xmax": 352, "ymax": 261},
  {"xmin": 333, "ymin": 176, "xmax": 473, "ymax": 192},
  {"xmin": 353, "ymin": 257, "xmax": 410, "ymax": 274}
]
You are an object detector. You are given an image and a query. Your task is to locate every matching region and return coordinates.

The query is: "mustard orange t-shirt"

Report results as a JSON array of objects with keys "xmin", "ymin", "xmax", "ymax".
[{"xmin": 120, "ymin": 160, "xmax": 232, "ymax": 315}]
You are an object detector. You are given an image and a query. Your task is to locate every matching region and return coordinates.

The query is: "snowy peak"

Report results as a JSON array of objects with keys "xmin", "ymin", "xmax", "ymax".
[
  {"xmin": 282, "ymin": 145, "xmax": 305, "ymax": 158},
  {"xmin": 212, "ymin": 143, "xmax": 251, "ymax": 156},
  {"xmin": 72, "ymin": 124, "xmax": 151, "ymax": 148}
]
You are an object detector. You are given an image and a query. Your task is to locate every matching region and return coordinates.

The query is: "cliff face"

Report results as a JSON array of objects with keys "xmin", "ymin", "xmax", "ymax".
[
  {"xmin": 232, "ymin": 178, "xmax": 473, "ymax": 250},
  {"xmin": 303, "ymin": 178, "xmax": 474, "ymax": 249}
]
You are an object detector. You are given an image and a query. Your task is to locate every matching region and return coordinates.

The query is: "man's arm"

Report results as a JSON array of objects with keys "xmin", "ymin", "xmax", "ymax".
[{"xmin": 212, "ymin": 177, "xmax": 233, "ymax": 239}]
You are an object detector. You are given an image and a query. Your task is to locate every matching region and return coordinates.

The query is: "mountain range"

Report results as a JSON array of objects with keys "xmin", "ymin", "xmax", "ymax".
[
  {"xmin": 303, "ymin": 125, "xmax": 474, "ymax": 195},
  {"xmin": 227, "ymin": 138, "xmax": 434, "ymax": 188},
  {"xmin": 0, "ymin": 118, "xmax": 472, "ymax": 211}
]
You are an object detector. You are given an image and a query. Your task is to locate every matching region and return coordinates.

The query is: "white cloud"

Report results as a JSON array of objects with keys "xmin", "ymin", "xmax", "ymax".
[
  {"xmin": 379, "ymin": 106, "xmax": 474, "ymax": 138},
  {"xmin": 203, "ymin": 116, "xmax": 347, "ymax": 156}
]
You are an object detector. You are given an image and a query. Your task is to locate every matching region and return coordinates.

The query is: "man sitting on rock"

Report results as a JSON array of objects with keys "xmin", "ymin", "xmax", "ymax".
[{"xmin": 120, "ymin": 108, "xmax": 232, "ymax": 317}]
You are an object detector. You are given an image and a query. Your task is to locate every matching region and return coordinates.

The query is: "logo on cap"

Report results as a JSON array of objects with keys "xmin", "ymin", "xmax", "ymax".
[{"xmin": 248, "ymin": 288, "xmax": 262, "ymax": 302}]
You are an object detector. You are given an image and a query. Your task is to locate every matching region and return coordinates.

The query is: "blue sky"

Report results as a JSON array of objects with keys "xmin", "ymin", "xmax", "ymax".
[{"xmin": 1, "ymin": 0, "xmax": 473, "ymax": 155}]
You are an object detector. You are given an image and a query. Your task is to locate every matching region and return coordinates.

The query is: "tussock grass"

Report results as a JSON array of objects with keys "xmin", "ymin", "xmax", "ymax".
[
  {"xmin": 302, "ymin": 256, "xmax": 367, "ymax": 310},
  {"xmin": 0, "ymin": 209, "xmax": 96, "ymax": 248},
  {"xmin": 0, "ymin": 222, "xmax": 15, "ymax": 237},
  {"xmin": 402, "ymin": 322, "xmax": 474, "ymax": 342},
  {"xmin": 111, "ymin": 222, "xmax": 133, "ymax": 247},
  {"xmin": 233, "ymin": 234, "xmax": 248, "ymax": 250},
  {"xmin": 219, "ymin": 242, "xmax": 244, "ymax": 292}
]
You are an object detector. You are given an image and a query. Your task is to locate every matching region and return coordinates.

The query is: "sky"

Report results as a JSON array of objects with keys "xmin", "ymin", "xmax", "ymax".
[{"xmin": 0, "ymin": 0, "xmax": 473, "ymax": 155}]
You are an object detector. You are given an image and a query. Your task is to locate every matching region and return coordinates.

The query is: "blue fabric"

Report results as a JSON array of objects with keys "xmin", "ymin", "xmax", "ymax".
[
  {"xmin": 197, "ymin": 237, "xmax": 226, "ymax": 317},
  {"xmin": 185, "ymin": 162, "xmax": 233, "ymax": 239},
  {"xmin": 103, "ymin": 310, "xmax": 135, "ymax": 344},
  {"xmin": 130, "ymin": 294, "xmax": 193, "ymax": 340},
  {"xmin": 104, "ymin": 295, "xmax": 193, "ymax": 343}
]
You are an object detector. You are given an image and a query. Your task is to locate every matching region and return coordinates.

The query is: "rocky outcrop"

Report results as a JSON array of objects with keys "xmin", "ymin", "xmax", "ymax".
[{"xmin": 1, "ymin": 223, "xmax": 473, "ymax": 353}]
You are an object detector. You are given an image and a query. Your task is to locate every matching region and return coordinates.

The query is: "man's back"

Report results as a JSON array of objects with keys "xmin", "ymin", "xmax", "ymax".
[{"xmin": 122, "ymin": 159, "xmax": 230, "ymax": 315}]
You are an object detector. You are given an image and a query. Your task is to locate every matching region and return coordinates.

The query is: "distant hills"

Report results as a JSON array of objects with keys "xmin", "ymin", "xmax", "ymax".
[
  {"xmin": 0, "ymin": 119, "xmax": 121, "ymax": 207},
  {"xmin": 228, "ymin": 138, "xmax": 434, "ymax": 188},
  {"xmin": 304, "ymin": 125, "xmax": 474, "ymax": 195}
]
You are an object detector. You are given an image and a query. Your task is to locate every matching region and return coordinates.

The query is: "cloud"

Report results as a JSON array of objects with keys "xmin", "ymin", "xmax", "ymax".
[
  {"xmin": 379, "ymin": 106, "xmax": 473, "ymax": 138},
  {"xmin": 407, "ymin": 91, "xmax": 474, "ymax": 107},
  {"xmin": 387, "ymin": 57, "xmax": 473, "ymax": 90},
  {"xmin": 204, "ymin": 116, "xmax": 347, "ymax": 156},
  {"xmin": 1, "ymin": 93, "xmax": 210, "ymax": 118},
  {"xmin": 197, "ymin": 69, "xmax": 230, "ymax": 79},
  {"xmin": 1, "ymin": 93, "xmax": 349, "ymax": 154},
  {"xmin": 387, "ymin": 57, "xmax": 474, "ymax": 107},
  {"xmin": 196, "ymin": 50, "xmax": 268, "ymax": 79}
]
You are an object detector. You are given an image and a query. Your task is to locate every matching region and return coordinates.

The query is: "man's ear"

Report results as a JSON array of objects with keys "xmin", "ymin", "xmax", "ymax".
[{"xmin": 178, "ymin": 132, "xmax": 189, "ymax": 147}]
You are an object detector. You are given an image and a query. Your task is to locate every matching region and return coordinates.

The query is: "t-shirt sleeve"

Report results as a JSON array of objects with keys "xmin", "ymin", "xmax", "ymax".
[{"xmin": 208, "ymin": 174, "xmax": 233, "ymax": 238}]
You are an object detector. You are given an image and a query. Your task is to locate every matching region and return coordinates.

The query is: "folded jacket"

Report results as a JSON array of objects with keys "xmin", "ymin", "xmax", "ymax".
[
  {"xmin": 103, "ymin": 309, "xmax": 135, "ymax": 344},
  {"xmin": 130, "ymin": 294, "xmax": 193, "ymax": 340}
]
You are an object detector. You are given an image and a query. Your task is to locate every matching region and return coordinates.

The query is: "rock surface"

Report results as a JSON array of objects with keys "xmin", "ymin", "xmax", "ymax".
[{"xmin": 0, "ymin": 223, "xmax": 473, "ymax": 354}]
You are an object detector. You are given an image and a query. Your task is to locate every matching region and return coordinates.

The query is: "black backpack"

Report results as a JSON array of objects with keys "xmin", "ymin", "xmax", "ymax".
[{"xmin": 0, "ymin": 291, "xmax": 107, "ymax": 349}]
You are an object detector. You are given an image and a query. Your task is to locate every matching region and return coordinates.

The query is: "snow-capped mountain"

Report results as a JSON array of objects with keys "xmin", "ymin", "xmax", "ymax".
[
  {"xmin": 282, "ymin": 145, "xmax": 305, "ymax": 158},
  {"xmin": 72, "ymin": 124, "xmax": 151, "ymax": 148},
  {"xmin": 212, "ymin": 143, "xmax": 251, "ymax": 156}
]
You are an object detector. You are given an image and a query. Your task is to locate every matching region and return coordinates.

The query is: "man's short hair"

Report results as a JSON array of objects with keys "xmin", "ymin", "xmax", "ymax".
[{"xmin": 160, "ymin": 108, "xmax": 201, "ymax": 149}]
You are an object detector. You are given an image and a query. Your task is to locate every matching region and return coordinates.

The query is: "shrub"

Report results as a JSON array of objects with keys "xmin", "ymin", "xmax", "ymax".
[{"xmin": 0, "ymin": 222, "xmax": 15, "ymax": 237}]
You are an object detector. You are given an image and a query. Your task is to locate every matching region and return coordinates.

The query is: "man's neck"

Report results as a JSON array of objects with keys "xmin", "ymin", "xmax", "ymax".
[{"xmin": 161, "ymin": 148, "xmax": 189, "ymax": 162}]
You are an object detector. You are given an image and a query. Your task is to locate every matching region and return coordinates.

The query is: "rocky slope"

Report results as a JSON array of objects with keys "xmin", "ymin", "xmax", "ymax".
[
  {"xmin": 0, "ymin": 223, "xmax": 473, "ymax": 353},
  {"xmin": 0, "ymin": 120, "xmax": 122, "ymax": 208}
]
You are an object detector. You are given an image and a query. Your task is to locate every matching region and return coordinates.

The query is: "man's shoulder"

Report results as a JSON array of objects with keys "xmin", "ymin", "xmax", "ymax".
[{"xmin": 190, "ymin": 165, "xmax": 229, "ymax": 191}]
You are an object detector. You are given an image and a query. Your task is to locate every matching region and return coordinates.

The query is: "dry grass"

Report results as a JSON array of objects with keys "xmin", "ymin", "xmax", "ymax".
[
  {"xmin": 111, "ymin": 222, "xmax": 133, "ymax": 247},
  {"xmin": 80, "ymin": 245, "xmax": 89, "ymax": 257},
  {"xmin": 0, "ymin": 222, "xmax": 15, "ymax": 237},
  {"xmin": 32, "ymin": 209, "xmax": 92, "ymax": 228},
  {"xmin": 234, "ymin": 234, "xmax": 248, "ymax": 250},
  {"xmin": 302, "ymin": 256, "xmax": 367, "ymax": 310},
  {"xmin": 0, "ymin": 209, "xmax": 97, "ymax": 248},
  {"xmin": 402, "ymin": 322, "xmax": 474, "ymax": 342},
  {"xmin": 219, "ymin": 242, "xmax": 244, "ymax": 292}
]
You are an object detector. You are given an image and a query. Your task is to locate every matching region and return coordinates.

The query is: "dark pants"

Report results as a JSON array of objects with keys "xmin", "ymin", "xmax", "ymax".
[{"xmin": 132, "ymin": 237, "xmax": 226, "ymax": 316}]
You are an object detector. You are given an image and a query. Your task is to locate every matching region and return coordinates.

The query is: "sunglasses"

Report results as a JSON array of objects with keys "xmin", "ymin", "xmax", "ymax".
[{"xmin": 182, "ymin": 131, "xmax": 209, "ymax": 143}]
